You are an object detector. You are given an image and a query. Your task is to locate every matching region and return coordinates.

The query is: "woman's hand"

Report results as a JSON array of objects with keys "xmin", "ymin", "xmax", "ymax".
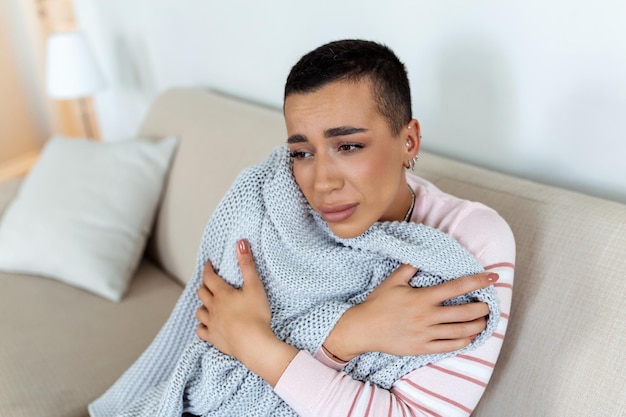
[
  {"xmin": 196, "ymin": 239, "xmax": 272, "ymax": 357},
  {"xmin": 195, "ymin": 239, "xmax": 297, "ymax": 387},
  {"xmin": 323, "ymin": 265, "xmax": 499, "ymax": 362}
]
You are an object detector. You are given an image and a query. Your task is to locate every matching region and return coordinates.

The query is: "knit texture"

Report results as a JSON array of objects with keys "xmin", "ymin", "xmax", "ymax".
[{"xmin": 89, "ymin": 147, "xmax": 500, "ymax": 417}]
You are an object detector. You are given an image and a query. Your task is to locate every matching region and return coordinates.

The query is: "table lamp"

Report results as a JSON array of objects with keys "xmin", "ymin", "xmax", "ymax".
[{"xmin": 46, "ymin": 31, "xmax": 106, "ymax": 138}]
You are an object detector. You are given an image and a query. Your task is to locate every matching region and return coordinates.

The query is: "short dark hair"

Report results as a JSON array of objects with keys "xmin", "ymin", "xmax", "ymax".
[{"xmin": 284, "ymin": 39, "xmax": 412, "ymax": 136}]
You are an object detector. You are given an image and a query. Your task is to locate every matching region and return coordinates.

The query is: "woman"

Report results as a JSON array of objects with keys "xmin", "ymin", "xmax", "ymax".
[
  {"xmin": 91, "ymin": 40, "xmax": 514, "ymax": 417},
  {"xmin": 196, "ymin": 40, "xmax": 514, "ymax": 416}
]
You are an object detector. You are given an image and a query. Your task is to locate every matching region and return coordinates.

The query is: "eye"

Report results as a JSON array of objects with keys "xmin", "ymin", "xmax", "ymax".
[
  {"xmin": 337, "ymin": 143, "xmax": 364, "ymax": 153},
  {"xmin": 289, "ymin": 150, "xmax": 313, "ymax": 160}
]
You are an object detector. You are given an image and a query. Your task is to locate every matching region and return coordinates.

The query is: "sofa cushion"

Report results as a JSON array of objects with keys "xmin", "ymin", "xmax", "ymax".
[
  {"xmin": 0, "ymin": 259, "xmax": 182, "ymax": 417},
  {"xmin": 0, "ymin": 136, "xmax": 177, "ymax": 302}
]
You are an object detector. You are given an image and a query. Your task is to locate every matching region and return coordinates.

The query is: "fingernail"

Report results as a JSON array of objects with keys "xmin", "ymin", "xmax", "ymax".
[
  {"xmin": 238, "ymin": 239, "xmax": 249, "ymax": 254},
  {"xmin": 486, "ymin": 273, "xmax": 499, "ymax": 282}
]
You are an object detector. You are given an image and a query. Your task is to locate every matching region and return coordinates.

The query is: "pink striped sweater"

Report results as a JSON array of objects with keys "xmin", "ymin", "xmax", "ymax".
[{"xmin": 274, "ymin": 173, "xmax": 516, "ymax": 417}]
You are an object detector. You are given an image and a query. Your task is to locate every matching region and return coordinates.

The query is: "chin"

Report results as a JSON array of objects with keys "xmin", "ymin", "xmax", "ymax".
[{"xmin": 327, "ymin": 223, "xmax": 368, "ymax": 240}]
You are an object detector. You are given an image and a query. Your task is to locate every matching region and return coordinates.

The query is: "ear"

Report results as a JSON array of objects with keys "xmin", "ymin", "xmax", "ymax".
[{"xmin": 405, "ymin": 119, "xmax": 421, "ymax": 156}]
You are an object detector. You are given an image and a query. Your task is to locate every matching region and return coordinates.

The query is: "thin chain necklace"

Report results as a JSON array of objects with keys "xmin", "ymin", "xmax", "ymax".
[{"xmin": 403, "ymin": 184, "xmax": 416, "ymax": 222}]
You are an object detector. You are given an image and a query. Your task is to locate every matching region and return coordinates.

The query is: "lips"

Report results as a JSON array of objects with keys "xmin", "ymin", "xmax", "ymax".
[{"xmin": 318, "ymin": 203, "xmax": 358, "ymax": 223}]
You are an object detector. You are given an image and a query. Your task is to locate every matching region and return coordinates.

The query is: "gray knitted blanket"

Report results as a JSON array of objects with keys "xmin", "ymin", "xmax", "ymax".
[{"xmin": 89, "ymin": 147, "xmax": 499, "ymax": 417}]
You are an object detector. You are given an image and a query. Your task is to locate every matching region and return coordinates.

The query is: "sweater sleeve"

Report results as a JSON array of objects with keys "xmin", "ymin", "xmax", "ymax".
[
  {"xmin": 275, "ymin": 270, "xmax": 514, "ymax": 417},
  {"xmin": 274, "ymin": 192, "xmax": 515, "ymax": 417}
]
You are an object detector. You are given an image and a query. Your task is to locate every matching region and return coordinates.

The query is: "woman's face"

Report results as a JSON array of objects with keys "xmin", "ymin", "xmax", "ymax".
[{"xmin": 284, "ymin": 79, "xmax": 421, "ymax": 239}]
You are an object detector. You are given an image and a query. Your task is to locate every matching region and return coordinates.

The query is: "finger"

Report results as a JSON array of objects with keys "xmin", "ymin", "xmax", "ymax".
[
  {"xmin": 196, "ymin": 323, "xmax": 209, "ymax": 340},
  {"xmin": 202, "ymin": 260, "xmax": 229, "ymax": 292},
  {"xmin": 430, "ymin": 272, "xmax": 499, "ymax": 303},
  {"xmin": 236, "ymin": 239, "xmax": 262, "ymax": 289},
  {"xmin": 424, "ymin": 337, "xmax": 474, "ymax": 354},
  {"xmin": 195, "ymin": 306, "xmax": 210, "ymax": 325},
  {"xmin": 437, "ymin": 302, "xmax": 490, "ymax": 324},
  {"xmin": 431, "ymin": 317, "xmax": 488, "ymax": 341},
  {"xmin": 197, "ymin": 285, "xmax": 212, "ymax": 306},
  {"xmin": 201, "ymin": 260, "xmax": 215, "ymax": 287}
]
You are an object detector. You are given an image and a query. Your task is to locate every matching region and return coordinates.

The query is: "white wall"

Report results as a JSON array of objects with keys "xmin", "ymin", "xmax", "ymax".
[{"xmin": 75, "ymin": 0, "xmax": 626, "ymax": 203}]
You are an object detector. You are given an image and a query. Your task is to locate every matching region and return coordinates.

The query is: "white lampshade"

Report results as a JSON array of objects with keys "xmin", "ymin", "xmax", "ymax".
[{"xmin": 46, "ymin": 31, "xmax": 106, "ymax": 99}]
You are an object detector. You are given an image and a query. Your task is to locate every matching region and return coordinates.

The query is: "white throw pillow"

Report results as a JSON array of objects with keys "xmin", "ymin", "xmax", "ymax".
[{"xmin": 0, "ymin": 135, "xmax": 178, "ymax": 302}]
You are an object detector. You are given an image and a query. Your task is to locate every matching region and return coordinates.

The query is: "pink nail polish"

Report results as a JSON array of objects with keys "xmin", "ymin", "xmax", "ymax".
[
  {"xmin": 486, "ymin": 273, "xmax": 499, "ymax": 282},
  {"xmin": 238, "ymin": 240, "xmax": 249, "ymax": 254}
]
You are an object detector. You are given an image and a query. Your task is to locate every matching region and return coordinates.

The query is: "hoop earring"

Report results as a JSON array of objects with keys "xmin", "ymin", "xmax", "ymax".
[{"xmin": 407, "ymin": 155, "xmax": 419, "ymax": 171}]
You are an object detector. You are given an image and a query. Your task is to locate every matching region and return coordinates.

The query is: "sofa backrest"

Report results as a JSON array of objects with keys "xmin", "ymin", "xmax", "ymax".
[
  {"xmin": 416, "ymin": 153, "xmax": 626, "ymax": 416},
  {"xmin": 138, "ymin": 87, "xmax": 626, "ymax": 416},
  {"xmin": 138, "ymin": 88, "xmax": 286, "ymax": 285}
]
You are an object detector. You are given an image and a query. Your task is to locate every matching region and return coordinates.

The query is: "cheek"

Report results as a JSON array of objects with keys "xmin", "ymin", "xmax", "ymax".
[
  {"xmin": 350, "ymin": 150, "xmax": 399, "ymax": 187},
  {"xmin": 292, "ymin": 165, "xmax": 312, "ymax": 199},
  {"xmin": 349, "ymin": 150, "xmax": 405, "ymax": 217}
]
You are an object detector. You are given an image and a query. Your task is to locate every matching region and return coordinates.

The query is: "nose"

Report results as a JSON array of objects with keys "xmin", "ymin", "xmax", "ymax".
[{"xmin": 312, "ymin": 154, "xmax": 343, "ymax": 193}]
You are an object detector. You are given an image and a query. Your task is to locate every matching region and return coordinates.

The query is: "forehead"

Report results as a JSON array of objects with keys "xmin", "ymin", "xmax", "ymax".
[{"xmin": 283, "ymin": 79, "xmax": 381, "ymax": 132}]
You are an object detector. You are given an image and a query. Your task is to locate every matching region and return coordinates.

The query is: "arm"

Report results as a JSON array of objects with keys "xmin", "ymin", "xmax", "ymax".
[
  {"xmin": 196, "ymin": 239, "xmax": 298, "ymax": 387},
  {"xmin": 278, "ymin": 264, "xmax": 513, "ymax": 417},
  {"xmin": 291, "ymin": 207, "xmax": 516, "ymax": 416},
  {"xmin": 197, "ymin": 237, "xmax": 512, "ymax": 416},
  {"xmin": 320, "ymin": 264, "xmax": 495, "ymax": 361},
  {"xmin": 391, "ymin": 264, "xmax": 513, "ymax": 416}
]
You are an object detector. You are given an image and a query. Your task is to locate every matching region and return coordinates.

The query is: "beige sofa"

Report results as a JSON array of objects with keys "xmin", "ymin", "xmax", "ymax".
[{"xmin": 1, "ymin": 88, "xmax": 624, "ymax": 417}]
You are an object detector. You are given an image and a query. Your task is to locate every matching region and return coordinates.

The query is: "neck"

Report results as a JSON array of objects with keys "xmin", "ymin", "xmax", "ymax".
[
  {"xmin": 403, "ymin": 183, "xmax": 416, "ymax": 222},
  {"xmin": 378, "ymin": 181, "xmax": 415, "ymax": 223}
]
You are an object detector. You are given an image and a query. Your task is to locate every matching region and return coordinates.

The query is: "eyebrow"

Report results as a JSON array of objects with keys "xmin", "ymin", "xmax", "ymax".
[{"xmin": 287, "ymin": 126, "xmax": 368, "ymax": 144}]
